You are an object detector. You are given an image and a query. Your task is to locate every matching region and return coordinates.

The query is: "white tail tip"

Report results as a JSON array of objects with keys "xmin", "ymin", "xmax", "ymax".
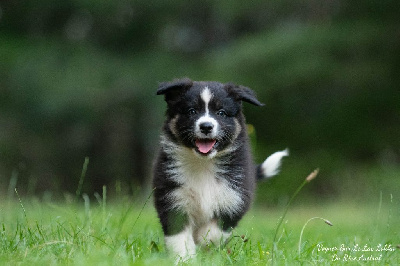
[{"xmin": 261, "ymin": 148, "xmax": 289, "ymax": 178}]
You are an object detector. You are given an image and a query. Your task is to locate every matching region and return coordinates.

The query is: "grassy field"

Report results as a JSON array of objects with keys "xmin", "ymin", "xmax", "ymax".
[{"xmin": 0, "ymin": 190, "xmax": 398, "ymax": 265}]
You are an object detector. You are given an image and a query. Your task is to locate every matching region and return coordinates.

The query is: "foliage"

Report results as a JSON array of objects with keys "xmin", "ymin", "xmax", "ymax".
[{"xmin": 0, "ymin": 0, "xmax": 399, "ymax": 197}]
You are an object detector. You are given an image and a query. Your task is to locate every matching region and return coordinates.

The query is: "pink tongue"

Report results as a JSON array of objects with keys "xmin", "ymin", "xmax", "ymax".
[{"xmin": 195, "ymin": 139, "xmax": 216, "ymax": 154}]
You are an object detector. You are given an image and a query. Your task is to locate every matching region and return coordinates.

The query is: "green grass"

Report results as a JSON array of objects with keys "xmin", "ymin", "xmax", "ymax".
[{"xmin": 0, "ymin": 192, "xmax": 398, "ymax": 265}]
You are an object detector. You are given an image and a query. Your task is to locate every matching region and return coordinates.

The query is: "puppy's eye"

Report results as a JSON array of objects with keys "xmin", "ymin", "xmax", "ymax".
[
  {"xmin": 187, "ymin": 108, "xmax": 197, "ymax": 115},
  {"xmin": 217, "ymin": 110, "xmax": 227, "ymax": 117}
]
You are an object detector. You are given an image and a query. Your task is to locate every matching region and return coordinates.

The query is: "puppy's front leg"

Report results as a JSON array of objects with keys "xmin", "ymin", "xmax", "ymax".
[
  {"xmin": 165, "ymin": 226, "xmax": 196, "ymax": 260},
  {"xmin": 159, "ymin": 209, "xmax": 195, "ymax": 259}
]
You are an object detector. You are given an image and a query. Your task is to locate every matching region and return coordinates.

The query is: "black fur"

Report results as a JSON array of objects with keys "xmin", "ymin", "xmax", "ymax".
[{"xmin": 153, "ymin": 78, "xmax": 270, "ymax": 255}]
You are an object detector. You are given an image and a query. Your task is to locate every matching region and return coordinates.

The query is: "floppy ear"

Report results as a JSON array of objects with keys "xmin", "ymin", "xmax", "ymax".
[
  {"xmin": 157, "ymin": 78, "xmax": 193, "ymax": 95},
  {"xmin": 225, "ymin": 83, "xmax": 264, "ymax": 106}
]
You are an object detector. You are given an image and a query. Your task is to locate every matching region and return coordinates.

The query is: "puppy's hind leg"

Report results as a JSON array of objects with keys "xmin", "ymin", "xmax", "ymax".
[
  {"xmin": 257, "ymin": 149, "xmax": 289, "ymax": 180},
  {"xmin": 195, "ymin": 219, "xmax": 232, "ymax": 248}
]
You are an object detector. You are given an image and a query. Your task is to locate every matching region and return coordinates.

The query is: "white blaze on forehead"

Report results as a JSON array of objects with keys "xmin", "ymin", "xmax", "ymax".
[
  {"xmin": 196, "ymin": 87, "xmax": 218, "ymax": 139},
  {"xmin": 200, "ymin": 87, "xmax": 212, "ymax": 115}
]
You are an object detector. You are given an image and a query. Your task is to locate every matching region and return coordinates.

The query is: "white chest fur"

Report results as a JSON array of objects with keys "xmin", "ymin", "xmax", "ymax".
[{"xmin": 166, "ymin": 147, "xmax": 243, "ymax": 226}]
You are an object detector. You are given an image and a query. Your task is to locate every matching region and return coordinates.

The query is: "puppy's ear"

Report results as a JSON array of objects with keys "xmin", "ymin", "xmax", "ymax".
[
  {"xmin": 157, "ymin": 78, "xmax": 193, "ymax": 102},
  {"xmin": 225, "ymin": 83, "xmax": 264, "ymax": 106}
]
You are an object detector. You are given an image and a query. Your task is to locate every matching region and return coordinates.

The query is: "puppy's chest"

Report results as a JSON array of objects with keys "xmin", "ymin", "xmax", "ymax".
[{"xmin": 168, "ymin": 156, "xmax": 243, "ymax": 221}]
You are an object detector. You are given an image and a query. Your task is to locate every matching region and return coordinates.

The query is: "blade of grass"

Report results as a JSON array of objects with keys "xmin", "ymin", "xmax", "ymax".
[
  {"xmin": 271, "ymin": 168, "xmax": 319, "ymax": 264},
  {"xmin": 76, "ymin": 157, "xmax": 89, "ymax": 201},
  {"xmin": 15, "ymin": 188, "xmax": 28, "ymax": 223},
  {"xmin": 298, "ymin": 217, "xmax": 333, "ymax": 256},
  {"xmin": 116, "ymin": 188, "xmax": 155, "ymax": 240}
]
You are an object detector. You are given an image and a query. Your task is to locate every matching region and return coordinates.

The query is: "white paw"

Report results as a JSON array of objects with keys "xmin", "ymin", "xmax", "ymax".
[{"xmin": 165, "ymin": 227, "xmax": 196, "ymax": 262}]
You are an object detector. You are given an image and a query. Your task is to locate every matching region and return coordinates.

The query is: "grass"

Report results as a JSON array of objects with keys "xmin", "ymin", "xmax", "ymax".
[{"xmin": 0, "ymin": 190, "xmax": 398, "ymax": 265}]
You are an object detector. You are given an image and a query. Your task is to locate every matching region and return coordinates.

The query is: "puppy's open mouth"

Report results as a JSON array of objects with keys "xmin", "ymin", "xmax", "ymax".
[{"xmin": 195, "ymin": 139, "xmax": 217, "ymax": 154}]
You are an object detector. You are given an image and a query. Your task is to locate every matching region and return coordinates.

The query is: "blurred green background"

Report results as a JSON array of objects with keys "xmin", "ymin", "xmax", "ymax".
[{"xmin": 0, "ymin": 1, "xmax": 399, "ymax": 203}]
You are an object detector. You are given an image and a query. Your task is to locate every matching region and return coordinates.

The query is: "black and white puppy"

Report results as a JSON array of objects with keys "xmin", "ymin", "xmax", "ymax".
[{"xmin": 153, "ymin": 78, "xmax": 288, "ymax": 259}]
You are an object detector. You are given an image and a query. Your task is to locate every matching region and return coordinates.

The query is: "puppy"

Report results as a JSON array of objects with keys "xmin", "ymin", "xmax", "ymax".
[{"xmin": 153, "ymin": 78, "xmax": 288, "ymax": 259}]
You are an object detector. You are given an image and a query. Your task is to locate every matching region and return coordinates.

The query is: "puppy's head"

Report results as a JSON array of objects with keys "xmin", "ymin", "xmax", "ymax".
[{"xmin": 157, "ymin": 78, "xmax": 264, "ymax": 157}]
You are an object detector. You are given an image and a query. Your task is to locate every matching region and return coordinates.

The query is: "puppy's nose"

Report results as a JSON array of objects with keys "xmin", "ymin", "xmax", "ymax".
[{"xmin": 199, "ymin": 122, "xmax": 214, "ymax": 135}]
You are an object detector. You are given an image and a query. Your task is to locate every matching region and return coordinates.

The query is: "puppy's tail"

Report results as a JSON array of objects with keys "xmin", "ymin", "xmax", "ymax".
[{"xmin": 256, "ymin": 149, "xmax": 289, "ymax": 180}]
